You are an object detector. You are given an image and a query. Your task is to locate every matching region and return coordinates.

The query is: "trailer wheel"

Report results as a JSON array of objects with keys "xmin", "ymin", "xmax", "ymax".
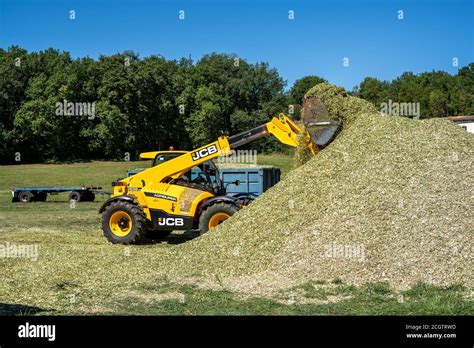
[
  {"xmin": 81, "ymin": 191, "xmax": 95, "ymax": 202},
  {"xmin": 35, "ymin": 192, "xmax": 48, "ymax": 202},
  {"xmin": 69, "ymin": 191, "xmax": 82, "ymax": 202},
  {"xmin": 18, "ymin": 191, "xmax": 34, "ymax": 203},
  {"xmin": 199, "ymin": 202, "xmax": 238, "ymax": 234},
  {"xmin": 87, "ymin": 192, "xmax": 96, "ymax": 202},
  {"xmin": 101, "ymin": 201, "xmax": 147, "ymax": 244}
]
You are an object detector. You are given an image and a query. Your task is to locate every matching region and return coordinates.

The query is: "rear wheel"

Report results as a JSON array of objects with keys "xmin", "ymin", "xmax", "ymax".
[
  {"xmin": 198, "ymin": 202, "xmax": 238, "ymax": 234},
  {"xmin": 82, "ymin": 191, "xmax": 95, "ymax": 202},
  {"xmin": 35, "ymin": 192, "xmax": 48, "ymax": 201},
  {"xmin": 101, "ymin": 201, "xmax": 147, "ymax": 244},
  {"xmin": 18, "ymin": 191, "xmax": 34, "ymax": 203}
]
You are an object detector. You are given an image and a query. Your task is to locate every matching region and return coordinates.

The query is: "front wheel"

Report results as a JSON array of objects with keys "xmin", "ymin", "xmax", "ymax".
[
  {"xmin": 101, "ymin": 201, "xmax": 147, "ymax": 244},
  {"xmin": 198, "ymin": 202, "xmax": 238, "ymax": 234},
  {"xmin": 69, "ymin": 191, "xmax": 82, "ymax": 202}
]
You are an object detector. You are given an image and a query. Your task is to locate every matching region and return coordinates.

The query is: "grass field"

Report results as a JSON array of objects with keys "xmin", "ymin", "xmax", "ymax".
[{"xmin": 0, "ymin": 154, "xmax": 472, "ymax": 315}]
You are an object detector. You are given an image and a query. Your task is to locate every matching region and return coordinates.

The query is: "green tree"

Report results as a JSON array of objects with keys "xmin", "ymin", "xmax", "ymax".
[
  {"xmin": 429, "ymin": 90, "xmax": 448, "ymax": 117},
  {"xmin": 186, "ymin": 84, "xmax": 231, "ymax": 146},
  {"xmin": 357, "ymin": 77, "xmax": 390, "ymax": 107},
  {"xmin": 290, "ymin": 76, "xmax": 327, "ymax": 105}
]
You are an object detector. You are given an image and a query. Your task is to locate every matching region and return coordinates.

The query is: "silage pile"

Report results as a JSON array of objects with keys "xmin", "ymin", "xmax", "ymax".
[{"xmin": 172, "ymin": 83, "xmax": 473, "ymax": 293}]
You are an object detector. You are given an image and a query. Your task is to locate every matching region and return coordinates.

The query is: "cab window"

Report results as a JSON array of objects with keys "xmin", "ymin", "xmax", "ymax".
[{"xmin": 152, "ymin": 153, "xmax": 184, "ymax": 167}]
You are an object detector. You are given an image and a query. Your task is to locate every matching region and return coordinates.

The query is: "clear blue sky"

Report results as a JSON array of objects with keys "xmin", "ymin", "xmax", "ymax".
[{"xmin": 1, "ymin": 0, "xmax": 472, "ymax": 90}]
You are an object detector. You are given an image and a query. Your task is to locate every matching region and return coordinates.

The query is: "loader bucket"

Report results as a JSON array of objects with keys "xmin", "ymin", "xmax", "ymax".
[{"xmin": 302, "ymin": 94, "xmax": 342, "ymax": 149}]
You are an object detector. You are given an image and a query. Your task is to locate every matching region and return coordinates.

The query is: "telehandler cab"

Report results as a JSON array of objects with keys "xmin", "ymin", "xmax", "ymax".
[
  {"xmin": 138, "ymin": 149, "xmax": 248, "ymax": 201},
  {"xmin": 99, "ymin": 114, "xmax": 329, "ymax": 244}
]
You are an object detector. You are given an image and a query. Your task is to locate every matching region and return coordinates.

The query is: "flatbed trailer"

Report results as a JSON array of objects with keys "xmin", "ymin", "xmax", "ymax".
[{"xmin": 11, "ymin": 186, "xmax": 108, "ymax": 203}]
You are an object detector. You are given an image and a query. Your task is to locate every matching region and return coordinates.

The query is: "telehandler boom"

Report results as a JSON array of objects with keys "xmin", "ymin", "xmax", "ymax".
[{"xmin": 99, "ymin": 114, "xmax": 320, "ymax": 244}]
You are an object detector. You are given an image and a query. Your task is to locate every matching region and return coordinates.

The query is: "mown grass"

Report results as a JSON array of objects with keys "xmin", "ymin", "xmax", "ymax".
[
  {"xmin": 0, "ymin": 156, "xmax": 472, "ymax": 316},
  {"xmin": 2, "ymin": 281, "xmax": 471, "ymax": 316},
  {"xmin": 110, "ymin": 282, "xmax": 472, "ymax": 316}
]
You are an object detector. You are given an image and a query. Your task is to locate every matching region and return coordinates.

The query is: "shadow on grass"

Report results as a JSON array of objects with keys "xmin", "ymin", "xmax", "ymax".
[
  {"xmin": 144, "ymin": 230, "xmax": 201, "ymax": 245},
  {"xmin": 0, "ymin": 302, "xmax": 53, "ymax": 316}
]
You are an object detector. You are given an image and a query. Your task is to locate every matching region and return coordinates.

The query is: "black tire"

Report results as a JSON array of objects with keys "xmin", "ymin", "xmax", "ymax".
[
  {"xmin": 69, "ymin": 191, "xmax": 82, "ymax": 202},
  {"xmin": 18, "ymin": 191, "xmax": 33, "ymax": 203},
  {"xmin": 101, "ymin": 201, "xmax": 147, "ymax": 244},
  {"xmin": 82, "ymin": 191, "xmax": 95, "ymax": 202},
  {"xmin": 198, "ymin": 202, "xmax": 238, "ymax": 234},
  {"xmin": 34, "ymin": 192, "xmax": 48, "ymax": 202}
]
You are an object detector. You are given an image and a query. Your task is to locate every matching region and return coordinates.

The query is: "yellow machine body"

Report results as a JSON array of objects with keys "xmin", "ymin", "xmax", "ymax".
[{"xmin": 100, "ymin": 114, "xmax": 319, "ymax": 243}]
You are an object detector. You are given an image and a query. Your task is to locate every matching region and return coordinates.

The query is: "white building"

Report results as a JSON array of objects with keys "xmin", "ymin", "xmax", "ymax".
[{"xmin": 446, "ymin": 116, "xmax": 474, "ymax": 134}]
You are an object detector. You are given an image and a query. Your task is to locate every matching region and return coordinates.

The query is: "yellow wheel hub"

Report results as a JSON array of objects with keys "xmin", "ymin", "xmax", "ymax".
[
  {"xmin": 109, "ymin": 211, "xmax": 133, "ymax": 237},
  {"xmin": 208, "ymin": 212, "xmax": 230, "ymax": 230}
]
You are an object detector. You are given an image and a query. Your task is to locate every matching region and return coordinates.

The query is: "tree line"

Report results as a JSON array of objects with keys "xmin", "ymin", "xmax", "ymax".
[
  {"xmin": 0, "ymin": 46, "xmax": 472, "ymax": 163},
  {"xmin": 354, "ymin": 66, "xmax": 473, "ymax": 118}
]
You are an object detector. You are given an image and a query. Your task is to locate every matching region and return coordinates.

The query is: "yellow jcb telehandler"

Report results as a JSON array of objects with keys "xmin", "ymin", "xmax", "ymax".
[{"xmin": 99, "ymin": 113, "xmax": 337, "ymax": 244}]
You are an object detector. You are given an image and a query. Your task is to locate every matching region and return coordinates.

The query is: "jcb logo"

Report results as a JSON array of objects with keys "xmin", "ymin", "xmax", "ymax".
[
  {"xmin": 191, "ymin": 145, "xmax": 218, "ymax": 161},
  {"xmin": 158, "ymin": 217, "xmax": 184, "ymax": 226}
]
